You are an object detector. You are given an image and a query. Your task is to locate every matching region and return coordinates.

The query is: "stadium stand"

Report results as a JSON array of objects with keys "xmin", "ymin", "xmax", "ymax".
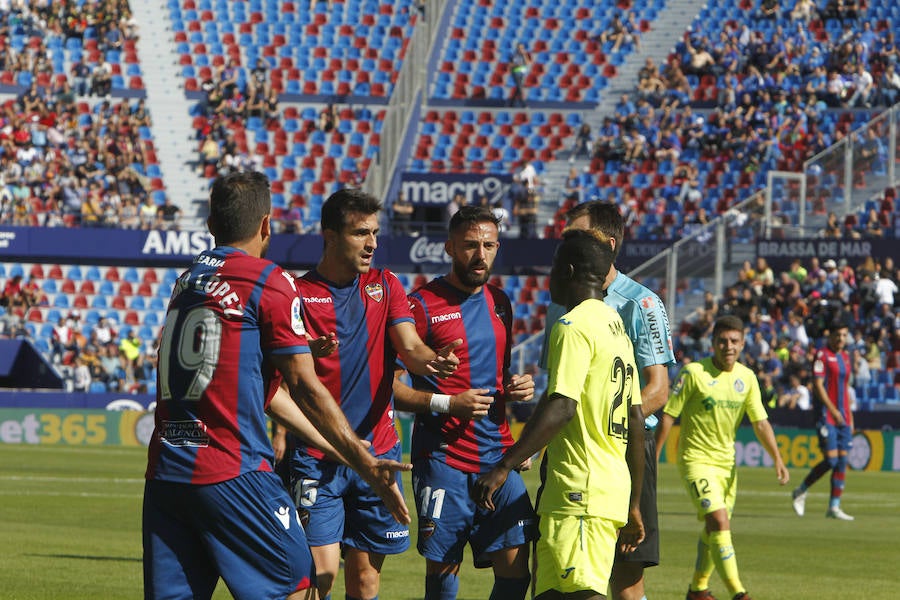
[{"xmin": 0, "ymin": 0, "xmax": 896, "ymax": 408}]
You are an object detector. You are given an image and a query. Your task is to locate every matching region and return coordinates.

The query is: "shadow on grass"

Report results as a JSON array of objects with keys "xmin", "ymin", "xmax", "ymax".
[{"xmin": 27, "ymin": 553, "xmax": 142, "ymax": 563}]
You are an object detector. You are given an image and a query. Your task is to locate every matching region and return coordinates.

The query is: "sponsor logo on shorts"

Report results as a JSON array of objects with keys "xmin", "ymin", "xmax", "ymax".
[
  {"xmin": 275, "ymin": 506, "xmax": 292, "ymax": 530},
  {"xmin": 701, "ymin": 498, "xmax": 711, "ymax": 509},
  {"xmin": 561, "ymin": 567, "xmax": 575, "ymax": 579},
  {"xmin": 568, "ymin": 492, "xmax": 583, "ymax": 502},
  {"xmin": 386, "ymin": 529, "xmax": 410, "ymax": 540},
  {"xmin": 419, "ymin": 518, "xmax": 436, "ymax": 539}
]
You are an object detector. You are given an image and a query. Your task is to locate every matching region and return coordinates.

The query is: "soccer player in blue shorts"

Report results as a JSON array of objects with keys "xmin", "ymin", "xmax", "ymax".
[
  {"xmin": 540, "ymin": 201, "xmax": 675, "ymax": 600},
  {"xmin": 474, "ymin": 229, "xmax": 647, "ymax": 600},
  {"xmin": 791, "ymin": 320, "xmax": 855, "ymax": 520},
  {"xmin": 283, "ymin": 188, "xmax": 461, "ymax": 600},
  {"xmin": 143, "ymin": 172, "xmax": 410, "ymax": 600},
  {"xmin": 392, "ymin": 205, "xmax": 537, "ymax": 600}
]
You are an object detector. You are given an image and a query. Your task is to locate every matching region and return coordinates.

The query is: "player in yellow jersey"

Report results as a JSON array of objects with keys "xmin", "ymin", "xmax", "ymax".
[
  {"xmin": 655, "ymin": 316, "xmax": 789, "ymax": 600},
  {"xmin": 473, "ymin": 229, "xmax": 646, "ymax": 600}
]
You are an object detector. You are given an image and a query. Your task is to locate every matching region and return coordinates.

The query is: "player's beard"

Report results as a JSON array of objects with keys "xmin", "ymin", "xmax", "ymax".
[{"xmin": 453, "ymin": 259, "xmax": 491, "ymax": 289}]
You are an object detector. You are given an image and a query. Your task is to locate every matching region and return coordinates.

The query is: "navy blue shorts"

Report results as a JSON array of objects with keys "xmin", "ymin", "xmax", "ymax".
[
  {"xmin": 291, "ymin": 443, "xmax": 410, "ymax": 555},
  {"xmin": 818, "ymin": 421, "xmax": 853, "ymax": 454},
  {"xmin": 143, "ymin": 470, "xmax": 315, "ymax": 600},
  {"xmin": 412, "ymin": 457, "xmax": 536, "ymax": 567}
]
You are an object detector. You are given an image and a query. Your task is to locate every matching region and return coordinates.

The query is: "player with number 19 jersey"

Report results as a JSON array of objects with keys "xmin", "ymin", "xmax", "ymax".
[
  {"xmin": 146, "ymin": 247, "xmax": 310, "ymax": 484},
  {"xmin": 408, "ymin": 277, "xmax": 515, "ymax": 473}
]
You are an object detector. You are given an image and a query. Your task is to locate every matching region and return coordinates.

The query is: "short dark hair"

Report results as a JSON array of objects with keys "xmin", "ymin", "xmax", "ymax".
[
  {"xmin": 208, "ymin": 171, "xmax": 270, "ymax": 245},
  {"xmin": 320, "ymin": 188, "xmax": 382, "ymax": 233},
  {"xmin": 564, "ymin": 201, "xmax": 624, "ymax": 260},
  {"xmin": 712, "ymin": 315, "xmax": 744, "ymax": 338},
  {"xmin": 449, "ymin": 205, "xmax": 500, "ymax": 234},
  {"xmin": 557, "ymin": 229, "xmax": 615, "ymax": 283}
]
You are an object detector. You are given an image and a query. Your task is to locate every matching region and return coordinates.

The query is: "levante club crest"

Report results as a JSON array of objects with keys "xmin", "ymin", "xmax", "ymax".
[{"xmin": 365, "ymin": 282, "xmax": 384, "ymax": 302}]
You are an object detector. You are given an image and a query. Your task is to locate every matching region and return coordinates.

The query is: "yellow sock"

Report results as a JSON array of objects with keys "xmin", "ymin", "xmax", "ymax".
[
  {"xmin": 709, "ymin": 530, "xmax": 744, "ymax": 596},
  {"xmin": 690, "ymin": 529, "xmax": 716, "ymax": 591}
]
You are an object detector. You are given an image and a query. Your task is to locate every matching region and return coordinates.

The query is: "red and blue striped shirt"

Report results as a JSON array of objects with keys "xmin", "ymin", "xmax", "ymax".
[
  {"xmin": 408, "ymin": 277, "xmax": 515, "ymax": 474},
  {"xmin": 146, "ymin": 247, "xmax": 310, "ymax": 484}
]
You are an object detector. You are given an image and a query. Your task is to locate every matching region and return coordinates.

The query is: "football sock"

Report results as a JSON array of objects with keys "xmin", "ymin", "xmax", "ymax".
[
  {"xmin": 709, "ymin": 530, "xmax": 744, "ymax": 596},
  {"xmin": 690, "ymin": 529, "xmax": 716, "ymax": 591},
  {"xmin": 489, "ymin": 575, "xmax": 530, "ymax": 600},
  {"xmin": 425, "ymin": 572, "xmax": 459, "ymax": 600},
  {"xmin": 801, "ymin": 459, "xmax": 832, "ymax": 491},
  {"xmin": 829, "ymin": 454, "xmax": 847, "ymax": 509}
]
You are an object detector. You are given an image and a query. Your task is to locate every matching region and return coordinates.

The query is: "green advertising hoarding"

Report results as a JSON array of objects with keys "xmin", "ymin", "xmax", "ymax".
[
  {"xmin": 0, "ymin": 409, "xmax": 155, "ymax": 447},
  {"xmin": 658, "ymin": 426, "xmax": 900, "ymax": 472}
]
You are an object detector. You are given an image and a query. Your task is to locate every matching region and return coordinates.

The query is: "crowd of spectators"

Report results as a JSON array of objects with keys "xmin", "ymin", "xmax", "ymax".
[
  {"xmin": 0, "ymin": 292, "xmax": 158, "ymax": 394},
  {"xmin": 646, "ymin": 1, "xmax": 899, "ymax": 111},
  {"xmin": 0, "ymin": 83, "xmax": 167, "ymax": 229},
  {"xmin": 194, "ymin": 58, "xmax": 281, "ymax": 177},
  {"xmin": 676, "ymin": 253, "xmax": 899, "ymax": 408},
  {"xmin": 1, "ymin": 0, "xmax": 139, "ymax": 94}
]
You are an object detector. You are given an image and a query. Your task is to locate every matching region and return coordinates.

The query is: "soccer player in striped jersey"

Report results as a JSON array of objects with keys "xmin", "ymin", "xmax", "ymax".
[
  {"xmin": 656, "ymin": 315, "xmax": 789, "ymax": 600},
  {"xmin": 791, "ymin": 320, "xmax": 855, "ymax": 520},
  {"xmin": 285, "ymin": 188, "xmax": 460, "ymax": 600},
  {"xmin": 143, "ymin": 172, "xmax": 409, "ymax": 600},
  {"xmin": 392, "ymin": 205, "xmax": 537, "ymax": 600},
  {"xmin": 474, "ymin": 229, "xmax": 646, "ymax": 600}
]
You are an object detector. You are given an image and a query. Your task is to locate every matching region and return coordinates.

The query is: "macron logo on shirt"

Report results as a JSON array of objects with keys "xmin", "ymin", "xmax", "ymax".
[
  {"xmin": 303, "ymin": 296, "xmax": 333, "ymax": 304},
  {"xmin": 431, "ymin": 311, "xmax": 462, "ymax": 324}
]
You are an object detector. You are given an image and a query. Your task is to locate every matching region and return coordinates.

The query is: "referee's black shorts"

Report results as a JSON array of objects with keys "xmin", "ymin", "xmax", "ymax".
[{"xmin": 615, "ymin": 433, "xmax": 659, "ymax": 567}]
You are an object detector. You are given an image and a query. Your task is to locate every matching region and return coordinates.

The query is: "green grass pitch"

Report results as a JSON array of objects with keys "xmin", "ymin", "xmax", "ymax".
[{"xmin": 0, "ymin": 444, "xmax": 897, "ymax": 599}]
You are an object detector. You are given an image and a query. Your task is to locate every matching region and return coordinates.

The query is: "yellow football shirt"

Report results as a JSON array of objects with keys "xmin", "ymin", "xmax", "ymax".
[
  {"xmin": 665, "ymin": 357, "xmax": 768, "ymax": 469},
  {"xmin": 542, "ymin": 298, "xmax": 642, "ymax": 523}
]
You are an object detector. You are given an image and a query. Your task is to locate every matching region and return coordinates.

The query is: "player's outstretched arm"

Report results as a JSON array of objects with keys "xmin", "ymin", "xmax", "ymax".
[
  {"xmin": 267, "ymin": 384, "xmax": 371, "ymax": 465},
  {"xmin": 272, "ymin": 353, "xmax": 412, "ymax": 525},
  {"xmin": 752, "ymin": 418, "xmax": 790, "ymax": 485},
  {"xmin": 392, "ymin": 369, "xmax": 493, "ymax": 419},
  {"xmin": 389, "ymin": 321, "xmax": 461, "ymax": 378},
  {"xmin": 472, "ymin": 392, "xmax": 576, "ymax": 511}
]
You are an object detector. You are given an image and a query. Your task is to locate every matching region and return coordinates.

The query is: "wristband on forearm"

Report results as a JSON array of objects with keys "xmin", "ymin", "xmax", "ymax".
[{"xmin": 429, "ymin": 393, "xmax": 451, "ymax": 414}]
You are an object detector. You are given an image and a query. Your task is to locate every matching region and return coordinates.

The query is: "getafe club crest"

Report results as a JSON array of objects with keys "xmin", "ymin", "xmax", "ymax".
[
  {"xmin": 365, "ymin": 282, "xmax": 384, "ymax": 302},
  {"xmin": 734, "ymin": 379, "xmax": 745, "ymax": 393}
]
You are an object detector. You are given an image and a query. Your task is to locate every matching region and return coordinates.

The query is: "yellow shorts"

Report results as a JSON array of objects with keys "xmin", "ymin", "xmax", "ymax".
[
  {"xmin": 534, "ymin": 514, "xmax": 620, "ymax": 596},
  {"xmin": 678, "ymin": 462, "xmax": 737, "ymax": 521}
]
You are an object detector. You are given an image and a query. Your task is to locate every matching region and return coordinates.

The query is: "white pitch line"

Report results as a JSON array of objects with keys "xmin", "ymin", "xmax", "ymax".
[
  {"xmin": 0, "ymin": 475, "xmax": 144, "ymax": 484},
  {"xmin": 0, "ymin": 489, "xmax": 142, "ymax": 499}
]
